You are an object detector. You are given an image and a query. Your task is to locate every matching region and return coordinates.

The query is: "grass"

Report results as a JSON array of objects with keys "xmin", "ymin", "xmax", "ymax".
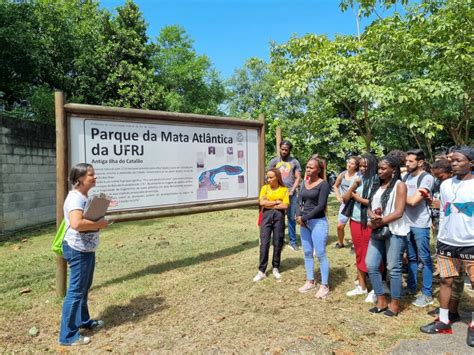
[{"xmin": 0, "ymin": 197, "xmax": 472, "ymax": 353}]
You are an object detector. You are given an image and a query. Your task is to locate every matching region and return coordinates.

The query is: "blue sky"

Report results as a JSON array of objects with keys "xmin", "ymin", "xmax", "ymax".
[{"xmin": 100, "ymin": 0, "xmax": 394, "ymax": 79}]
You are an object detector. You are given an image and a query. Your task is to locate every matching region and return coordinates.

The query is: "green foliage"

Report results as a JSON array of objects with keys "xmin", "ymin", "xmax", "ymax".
[
  {"xmin": 0, "ymin": 0, "xmax": 225, "ymax": 122},
  {"xmin": 152, "ymin": 25, "xmax": 226, "ymax": 115}
]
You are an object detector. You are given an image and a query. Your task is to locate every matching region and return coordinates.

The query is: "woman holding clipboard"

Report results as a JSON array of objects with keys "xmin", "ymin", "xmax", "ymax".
[{"xmin": 59, "ymin": 163, "xmax": 112, "ymax": 346}]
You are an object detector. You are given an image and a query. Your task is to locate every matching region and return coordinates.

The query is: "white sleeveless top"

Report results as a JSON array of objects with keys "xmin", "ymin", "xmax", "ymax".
[{"xmin": 372, "ymin": 180, "xmax": 409, "ymax": 236}]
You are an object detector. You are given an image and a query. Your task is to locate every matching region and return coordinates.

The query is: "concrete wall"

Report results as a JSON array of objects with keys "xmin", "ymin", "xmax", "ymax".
[{"xmin": 0, "ymin": 115, "xmax": 56, "ymax": 234}]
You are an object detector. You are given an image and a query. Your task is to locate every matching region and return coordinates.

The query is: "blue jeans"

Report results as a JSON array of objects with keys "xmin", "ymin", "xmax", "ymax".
[
  {"xmin": 366, "ymin": 234, "xmax": 405, "ymax": 300},
  {"xmin": 300, "ymin": 217, "xmax": 329, "ymax": 284},
  {"xmin": 287, "ymin": 193, "xmax": 298, "ymax": 246},
  {"xmin": 59, "ymin": 242, "xmax": 96, "ymax": 345},
  {"xmin": 406, "ymin": 227, "xmax": 433, "ymax": 296}
]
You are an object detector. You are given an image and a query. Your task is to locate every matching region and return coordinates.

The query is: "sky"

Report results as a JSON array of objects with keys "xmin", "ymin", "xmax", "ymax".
[{"xmin": 100, "ymin": 0, "xmax": 394, "ymax": 79}]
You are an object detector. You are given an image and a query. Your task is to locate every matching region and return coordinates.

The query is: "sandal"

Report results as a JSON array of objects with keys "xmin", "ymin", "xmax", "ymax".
[{"xmin": 369, "ymin": 306, "xmax": 388, "ymax": 314}]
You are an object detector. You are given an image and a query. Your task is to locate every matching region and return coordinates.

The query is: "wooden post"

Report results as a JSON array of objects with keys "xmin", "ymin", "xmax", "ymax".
[
  {"xmin": 55, "ymin": 91, "xmax": 67, "ymax": 297},
  {"xmin": 258, "ymin": 113, "xmax": 265, "ymax": 187},
  {"xmin": 276, "ymin": 127, "xmax": 282, "ymax": 158}
]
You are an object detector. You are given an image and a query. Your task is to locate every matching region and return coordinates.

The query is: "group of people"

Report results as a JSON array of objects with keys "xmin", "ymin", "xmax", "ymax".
[{"xmin": 254, "ymin": 141, "xmax": 473, "ymax": 347}]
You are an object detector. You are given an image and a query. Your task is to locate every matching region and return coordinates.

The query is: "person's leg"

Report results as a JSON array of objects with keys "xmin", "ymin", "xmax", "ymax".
[
  {"xmin": 258, "ymin": 210, "xmax": 273, "ymax": 273},
  {"xmin": 271, "ymin": 210, "xmax": 285, "ymax": 270},
  {"xmin": 312, "ymin": 218, "xmax": 329, "ymax": 285},
  {"xmin": 287, "ymin": 194, "xmax": 298, "ymax": 247},
  {"xmin": 365, "ymin": 238, "xmax": 387, "ymax": 309},
  {"xmin": 406, "ymin": 229, "xmax": 418, "ymax": 292},
  {"xmin": 412, "ymin": 227, "xmax": 433, "ymax": 297},
  {"xmin": 336, "ymin": 203, "xmax": 347, "ymax": 247},
  {"xmin": 450, "ymin": 272, "xmax": 465, "ymax": 314},
  {"xmin": 300, "ymin": 221, "xmax": 315, "ymax": 281},
  {"xmin": 351, "ymin": 220, "xmax": 370, "ymax": 290},
  {"xmin": 78, "ymin": 252, "xmax": 95, "ymax": 328},
  {"xmin": 59, "ymin": 243, "xmax": 92, "ymax": 345},
  {"xmin": 385, "ymin": 234, "xmax": 405, "ymax": 314}
]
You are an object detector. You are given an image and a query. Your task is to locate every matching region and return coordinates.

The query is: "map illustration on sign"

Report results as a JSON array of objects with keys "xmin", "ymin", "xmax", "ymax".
[{"xmin": 198, "ymin": 165, "xmax": 244, "ymax": 191}]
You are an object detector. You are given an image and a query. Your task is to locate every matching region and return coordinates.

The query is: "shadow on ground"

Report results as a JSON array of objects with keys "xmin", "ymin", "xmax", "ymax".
[
  {"xmin": 93, "ymin": 240, "xmax": 258, "ymax": 291},
  {"xmin": 92, "ymin": 294, "xmax": 168, "ymax": 331}
]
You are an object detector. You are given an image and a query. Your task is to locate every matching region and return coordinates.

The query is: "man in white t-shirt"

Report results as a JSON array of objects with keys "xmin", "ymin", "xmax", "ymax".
[
  {"xmin": 404, "ymin": 149, "xmax": 435, "ymax": 307},
  {"xmin": 420, "ymin": 146, "xmax": 474, "ymax": 347}
]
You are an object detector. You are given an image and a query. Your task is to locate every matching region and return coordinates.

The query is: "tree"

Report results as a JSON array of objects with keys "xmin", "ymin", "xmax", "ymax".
[
  {"xmin": 0, "ymin": 1, "xmax": 39, "ymax": 108},
  {"xmin": 152, "ymin": 25, "xmax": 226, "ymax": 115}
]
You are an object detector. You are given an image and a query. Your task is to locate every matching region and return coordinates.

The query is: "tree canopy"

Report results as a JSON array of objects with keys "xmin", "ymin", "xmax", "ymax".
[{"xmin": 0, "ymin": 0, "xmax": 225, "ymax": 123}]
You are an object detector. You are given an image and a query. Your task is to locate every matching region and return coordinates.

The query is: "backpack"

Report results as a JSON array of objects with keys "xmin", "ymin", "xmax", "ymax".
[
  {"xmin": 403, "ymin": 171, "xmax": 430, "ymax": 207},
  {"xmin": 402, "ymin": 171, "xmax": 429, "ymax": 188}
]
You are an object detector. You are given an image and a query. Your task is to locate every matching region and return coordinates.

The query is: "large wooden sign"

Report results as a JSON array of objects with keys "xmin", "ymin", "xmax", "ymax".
[
  {"xmin": 54, "ymin": 92, "xmax": 265, "ymax": 295},
  {"xmin": 56, "ymin": 93, "xmax": 264, "ymax": 223}
]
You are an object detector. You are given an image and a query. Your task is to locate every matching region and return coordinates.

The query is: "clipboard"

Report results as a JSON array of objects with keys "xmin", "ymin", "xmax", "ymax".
[{"xmin": 83, "ymin": 195, "xmax": 111, "ymax": 221}]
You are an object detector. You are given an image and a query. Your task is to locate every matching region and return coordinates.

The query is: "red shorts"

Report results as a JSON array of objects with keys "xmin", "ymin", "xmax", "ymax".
[{"xmin": 350, "ymin": 220, "xmax": 371, "ymax": 273}]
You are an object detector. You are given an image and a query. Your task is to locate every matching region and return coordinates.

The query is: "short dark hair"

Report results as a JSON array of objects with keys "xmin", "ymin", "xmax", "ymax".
[
  {"xmin": 69, "ymin": 163, "xmax": 93, "ymax": 187},
  {"xmin": 406, "ymin": 149, "xmax": 425, "ymax": 161},
  {"xmin": 431, "ymin": 159, "xmax": 452, "ymax": 173},
  {"xmin": 280, "ymin": 140, "xmax": 293, "ymax": 150}
]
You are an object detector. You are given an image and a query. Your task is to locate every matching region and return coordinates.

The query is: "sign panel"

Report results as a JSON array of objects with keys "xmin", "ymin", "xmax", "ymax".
[{"xmin": 69, "ymin": 116, "xmax": 260, "ymax": 212}]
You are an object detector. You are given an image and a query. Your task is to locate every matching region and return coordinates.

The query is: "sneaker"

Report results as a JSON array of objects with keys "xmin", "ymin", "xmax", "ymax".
[
  {"xmin": 382, "ymin": 282, "xmax": 390, "ymax": 295},
  {"xmin": 82, "ymin": 319, "xmax": 104, "ymax": 329},
  {"xmin": 289, "ymin": 244, "xmax": 300, "ymax": 252},
  {"xmin": 467, "ymin": 323, "xmax": 474, "ymax": 347},
  {"xmin": 427, "ymin": 308, "xmax": 461, "ymax": 323},
  {"xmin": 334, "ymin": 242, "xmax": 344, "ymax": 249},
  {"xmin": 420, "ymin": 319, "xmax": 452, "ymax": 334},
  {"xmin": 272, "ymin": 268, "xmax": 281, "ymax": 280},
  {"xmin": 346, "ymin": 285, "xmax": 368, "ymax": 297},
  {"xmin": 60, "ymin": 335, "xmax": 91, "ymax": 346},
  {"xmin": 298, "ymin": 281, "xmax": 316, "ymax": 293},
  {"xmin": 315, "ymin": 284, "xmax": 330, "ymax": 299},
  {"xmin": 402, "ymin": 288, "xmax": 417, "ymax": 297},
  {"xmin": 365, "ymin": 290, "xmax": 377, "ymax": 303},
  {"xmin": 253, "ymin": 271, "xmax": 266, "ymax": 282},
  {"xmin": 412, "ymin": 294, "xmax": 434, "ymax": 308}
]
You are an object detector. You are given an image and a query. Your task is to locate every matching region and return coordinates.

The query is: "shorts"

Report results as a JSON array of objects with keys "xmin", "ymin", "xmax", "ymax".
[
  {"xmin": 338, "ymin": 203, "xmax": 349, "ymax": 225},
  {"xmin": 436, "ymin": 241, "xmax": 474, "ymax": 281}
]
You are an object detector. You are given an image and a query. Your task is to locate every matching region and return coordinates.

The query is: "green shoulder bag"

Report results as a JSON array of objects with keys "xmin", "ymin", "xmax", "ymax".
[{"xmin": 51, "ymin": 219, "xmax": 67, "ymax": 256}]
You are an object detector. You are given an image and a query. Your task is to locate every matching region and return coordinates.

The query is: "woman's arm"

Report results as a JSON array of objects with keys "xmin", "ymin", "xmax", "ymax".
[
  {"xmin": 333, "ymin": 173, "xmax": 343, "ymax": 202},
  {"xmin": 301, "ymin": 182, "xmax": 330, "ymax": 222},
  {"xmin": 373, "ymin": 182, "xmax": 407, "ymax": 227},
  {"xmin": 342, "ymin": 177, "xmax": 361, "ymax": 204},
  {"xmin": 69, "ymin": 210, "xmax": 108, "ymax": 231}
]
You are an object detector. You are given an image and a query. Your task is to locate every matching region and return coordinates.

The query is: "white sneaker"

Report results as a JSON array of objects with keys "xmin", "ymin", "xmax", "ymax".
[
  {"xmin": 382, "ymin": 281, "xmax": 390, "ymax": 295},
  {"xmin": 365, "ymin": 290, "xmax": 377, "ymax": 303},
  {"xmin": 298, "ymin": 281, "xmax": 316, "ymax": 293},
  {"xmin": 346, "ymin": 285, "xmax": 368, "ymax": 297},
  {"xmin": 272, "ymin": 268, "xmax": 281, "ymax": 280},
  {"xmin": 315, "ymin": 284, "xmax": 330, "ymax": 299},
  {"xmin": 253, "ymin": 271, "xmax": 266, "ymax": 282}
]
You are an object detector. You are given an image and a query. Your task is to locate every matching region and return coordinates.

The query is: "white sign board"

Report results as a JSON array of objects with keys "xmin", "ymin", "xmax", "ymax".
[{"xmin": 69, "ymin": 116, "xmax": 260, "ymax": 211}]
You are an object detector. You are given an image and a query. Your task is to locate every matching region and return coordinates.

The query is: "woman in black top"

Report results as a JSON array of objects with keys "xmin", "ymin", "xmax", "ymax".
[{"xmin": 296, "ymin": 158, "xmax": 331, "ymax": 298}]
